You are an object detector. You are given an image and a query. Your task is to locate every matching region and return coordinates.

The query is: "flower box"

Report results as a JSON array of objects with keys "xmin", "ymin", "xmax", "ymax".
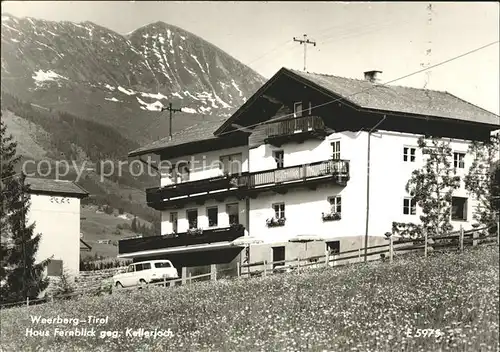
[
  {"xmin": 266, "ymin": 217, "xmax": 286, "ymax": 227},
  {"xmin": 322, "ymin": 212, "xmax": 341, "ymax": 222},
  {"xmin": 187, "ymin": 228, "xmax": 203, "ymax": 236}
]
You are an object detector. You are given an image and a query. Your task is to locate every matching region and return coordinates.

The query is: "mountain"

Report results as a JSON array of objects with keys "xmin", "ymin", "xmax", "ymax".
[
  {"xmin": 1, "ymin": 14, "xmax": 267, "ymax": 257},
  {"xmin": 1, "ymin": 14, "xmax": 266, "ymax": 143}
]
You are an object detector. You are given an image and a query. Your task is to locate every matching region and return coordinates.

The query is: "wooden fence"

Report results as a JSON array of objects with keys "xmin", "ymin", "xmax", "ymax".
[{"xmin": 1, "ymin": 225, "xmax": 498, "ymax": 308}]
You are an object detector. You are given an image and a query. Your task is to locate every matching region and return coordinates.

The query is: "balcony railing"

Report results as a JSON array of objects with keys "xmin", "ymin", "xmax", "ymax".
[
  {"xmin": 146, "ymin": 159, "xmax": 349, "ymax": 208},
  {"xmin": 118, "ymin": 224, "xmax": 245, "ymax": 255},
  {"xmin": 264, "ymin": 116, "xmax": 327, "ymax": 145},
  {"xmin": 146, "ymin": 174, "xmax": 237, "ymax": 205},
  {"xmin": 237, "ymin": 159, "xmax": 349, "ymax": 189}
]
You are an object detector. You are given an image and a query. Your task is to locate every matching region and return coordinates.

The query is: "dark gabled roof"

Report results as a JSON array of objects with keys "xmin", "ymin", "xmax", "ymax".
[
  {"xmin": 25, "ymin": 177, "xmax": 88, "ymax": 198},
  {"xmin": 128, "ymin": 116, "xmax": 228, "ymax": 157},
  {"xmin": 290, "ymin": 69, "xmax": 499, "ymax": 126},
  {"xmin": 214, "ymin": 67, "xmax": 500, "ymax": 135}
]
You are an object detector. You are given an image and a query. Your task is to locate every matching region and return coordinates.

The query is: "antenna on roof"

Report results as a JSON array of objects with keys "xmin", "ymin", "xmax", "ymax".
[{"xmin": 160, "ymin": 103, "xmax": 183, "ymax": 140}]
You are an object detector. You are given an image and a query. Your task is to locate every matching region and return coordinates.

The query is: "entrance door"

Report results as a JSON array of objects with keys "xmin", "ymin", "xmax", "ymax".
[{"xmin": 272, "ymin": 246, "xmax": 285, "ymax": 268}]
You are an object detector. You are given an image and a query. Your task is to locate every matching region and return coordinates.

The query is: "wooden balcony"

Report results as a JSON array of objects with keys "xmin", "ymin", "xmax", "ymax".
[
  {"xmin": 237, "ymin": 159, "xmax": 349, "ymax": 195},
  {"xmin": 146, "ymin": 159, "xmax": 349, "ymax": 209},
  {"xmin": 264, "ymin": 115, "xmax": 328, "ymax": 147},
  {"xmin": 118, "ymin": 224, "xmax": 245, "ymax": 255},
  {"xmin": 146, "ymin": 175, "xmax": 240, "ymax": 210}
]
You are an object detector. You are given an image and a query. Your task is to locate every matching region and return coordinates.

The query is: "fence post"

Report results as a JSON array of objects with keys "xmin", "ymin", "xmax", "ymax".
[
  {"xmin": 211, "ymin": 264, "xmax": 217, "ymax": 281},
  {"xmin": 26, "ymin": 297, "xmax": 29, "ymax": 307},
  {"xmin": 424, "ymin": 229, "xmax": 428, "ymax": 258},
  {"xmin": 358, "ymin": 248, "xmax": 361, "ymax": 261},
  {"xmin": 188, "ymin": 272, "xmax": 192, "ymax": 285},
  {"xmin": 389, "ymin": 235, "xmax": 394, "ymax": 263},
  {"xmin": 163, "ymin": 275, "xmax": 167, "ymax": 287},
  {"xmin": 297, "ymin": 257, "xmax": 300, "ymax": 274},
  {"xmin": 169, "ymin": 280, "xmax": 174, "ymax": 287},
  {"xmin": 236, "ymin": 262, "xmax": 240, "ymax": 277},
  {"xmin": 459, "ymin": 225, "xmax": 464, "ymax": 252},
  {"xmin": 496, "ymin": 215, "xmax": 499, "ymax": 246},
  {"xmin": 181, "ymin": 267, "xmax": 187, "ymax": 285},
  {"xmin": 325, "ymin": 249, "xmax": 330, "ymax": 268},
  {"xmin": 472, "ymin": 230, "xmax": 479, "ymax": 247}
]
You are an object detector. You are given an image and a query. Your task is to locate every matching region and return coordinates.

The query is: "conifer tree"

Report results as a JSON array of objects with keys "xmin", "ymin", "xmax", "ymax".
[{"xmin": 0, "ymin": 118, "xmax": 50, "ymax": 302}]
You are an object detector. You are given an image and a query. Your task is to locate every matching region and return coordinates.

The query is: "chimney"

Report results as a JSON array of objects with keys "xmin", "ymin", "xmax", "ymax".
[{"xmin": 364, "ymin": 70, "xmax": 382, "ymax": 83}]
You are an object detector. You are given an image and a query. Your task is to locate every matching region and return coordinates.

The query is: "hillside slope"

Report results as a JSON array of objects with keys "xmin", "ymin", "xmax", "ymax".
[{"xmin": 0, "ymin": 246, "xmax": 498, "ymax": 351}]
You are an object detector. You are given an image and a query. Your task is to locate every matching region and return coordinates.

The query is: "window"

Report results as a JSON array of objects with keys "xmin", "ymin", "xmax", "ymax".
[
  {"xmin": 207, "ymin": 206, "xmax": 218, "ymax": 227},
  {"xmin": 403, "ymin": 197, "xmax": 417, "ymax": 215},
  {"xmin": 326, "ymin": 241, "xmax": 340, "ymax": 254},
  {"xmin": 328, "ymin": 196, "xmax": 341, "ymax": 214},
  {"xmin": 170, "ymin": 212, "xmax": 178, "ymax": 233},
  {"xmin": 220, "ymin": 153, "xmax": 243, "ymax": 175},
  {"xmin": 155, "ymin": 262, "xmax": 172, "ymax": 268},
  {"xmin": 47, "ymin": 259, "xmax": 63, "ymax": 276},
  {"xmin": 453, "ymin": 152, "xmax": 465, "ymax": 169},
  {"xmin": 332, "ymin": 141, "xmax": 341, "ymax": 160},
  {"xmin": 136, "ymin": 263, "xmax": 150, "ymax": 271},
  {"xmin": 293, "ymin": 102, "xmax": 303, "ymax": 117},
  {"xmin": 226, "ymin": 203, "xmax": 239, "ymax": 225},
  {"xmin": 273, "ymin": 203, "xmax": 285, "ymax": 219},
  {"xmin": 126, "ymin": 265, "xmax": 135, "ymax": 273},
  {"xmin": 187, "ymin": 209, "xmax": 198, "ymax": 229},
  {"xmin": 272, "ymin": 246, "xmax": 285, "ymax": 269},
  {"xmin": 451, "ymin": 197, "xmax": 468, "ymax": 221},
  {"xmin": 273, "ymin": 150, "xmax": 284, "ymax": 169},
  {"xmin": 403, "ymin": 147, "xmax": 416, "ymax": 162}
]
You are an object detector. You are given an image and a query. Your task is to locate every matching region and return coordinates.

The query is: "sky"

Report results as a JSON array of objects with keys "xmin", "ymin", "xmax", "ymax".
[{"xmin": 2, "ymin": 1, "xmax": 499, "ymax": 115}]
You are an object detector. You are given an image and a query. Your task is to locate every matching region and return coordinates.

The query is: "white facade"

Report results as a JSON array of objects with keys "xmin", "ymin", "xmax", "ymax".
[
  {"xmin": 157, "ymin": 129, "xmax": 480, "ymax": 263},
  {"xmin": 28, "ymin": 193, "xmax": 82, "ymax": 277}
]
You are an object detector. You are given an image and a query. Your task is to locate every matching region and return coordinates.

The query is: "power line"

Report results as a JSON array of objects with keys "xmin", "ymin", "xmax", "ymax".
[
  {"xmin": 245, "ymin": 39, "xmax": 293, "ymax": 67},
  {"xmin": 220, "ymin": 40, "xmax": 499, "ymax": 137}
]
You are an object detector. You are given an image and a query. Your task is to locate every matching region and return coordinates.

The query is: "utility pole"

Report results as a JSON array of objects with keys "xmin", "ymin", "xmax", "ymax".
[
  {"xmin": 161, "ymin": 103, "xmax": 182, "ymax": 140},
  {"xmin": 293, "ymin": 34, "xmax": 316, "ymax": 71}
]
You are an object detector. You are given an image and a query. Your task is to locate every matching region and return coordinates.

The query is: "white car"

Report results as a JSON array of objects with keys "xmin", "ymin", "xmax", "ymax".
[{"xmin": 113, "ymin": 260, "xmax": 179, "ymax": 288}]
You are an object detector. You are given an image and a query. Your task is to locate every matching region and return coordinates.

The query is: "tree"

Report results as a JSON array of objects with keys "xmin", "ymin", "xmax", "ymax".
[
  {"xmin": 50, "ymin": 266, "xmax": 75, "ymax": 299},
  {"xmin": 393, "ymin": 136, "xmax": 461, "ymax": 238},
  {"xmin": 0, "ymin": 118, "xmax": 50, "ymax": 302},
  {"xmin": 464, "ymin": 134, "xmax": 500, "ymax": 233}
]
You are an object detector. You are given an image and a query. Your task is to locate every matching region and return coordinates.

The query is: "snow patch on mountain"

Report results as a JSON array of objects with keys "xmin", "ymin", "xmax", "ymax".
[
  {"xmin": 32, "ymin": 69, "xmax": 68, "ymax": 83},
  {"xmin": 118, "ymin": 86, "xmax": 136, "ymax": 95},
  {"xmin": 105, "ymin": 97, "xmax": 121, "ymax": 102},
  {"xmin": 182, "ymin": 107, "xmax": 196, "ymax": 114},
  {"xmin": 190, "ymin": 55, "xmax": 205, "ymax": 73},
  {"xmin": 136, "ymin": 97, "xmax": 163, "ymax": 111},
  {"xmin": 140, "ymin": 92, "xmax": 168, "ymax": 100},
  {"xmin": 231, "ymin": 79, "xmax": 244, "ymax": 97}
]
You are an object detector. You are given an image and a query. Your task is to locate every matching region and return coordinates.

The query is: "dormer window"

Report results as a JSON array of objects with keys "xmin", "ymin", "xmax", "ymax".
[
  {"xmin": 293, "ymin": 102, "xmax": 303, "ymax": 117},
  {"xmin": 293, "ymin": 101, "xmax": 312, "ymax": 117}
]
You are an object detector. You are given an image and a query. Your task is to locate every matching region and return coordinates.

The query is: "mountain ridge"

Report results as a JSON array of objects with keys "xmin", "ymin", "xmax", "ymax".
[{"xmin": 1, "ymin": 13, "xmax": 266, "ymax": 144}]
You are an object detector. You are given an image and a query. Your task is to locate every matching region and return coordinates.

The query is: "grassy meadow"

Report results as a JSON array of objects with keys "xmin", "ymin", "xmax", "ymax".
[{"xmin": 0, "ymin": 246, "xmax": 498, "ymax": 352}]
